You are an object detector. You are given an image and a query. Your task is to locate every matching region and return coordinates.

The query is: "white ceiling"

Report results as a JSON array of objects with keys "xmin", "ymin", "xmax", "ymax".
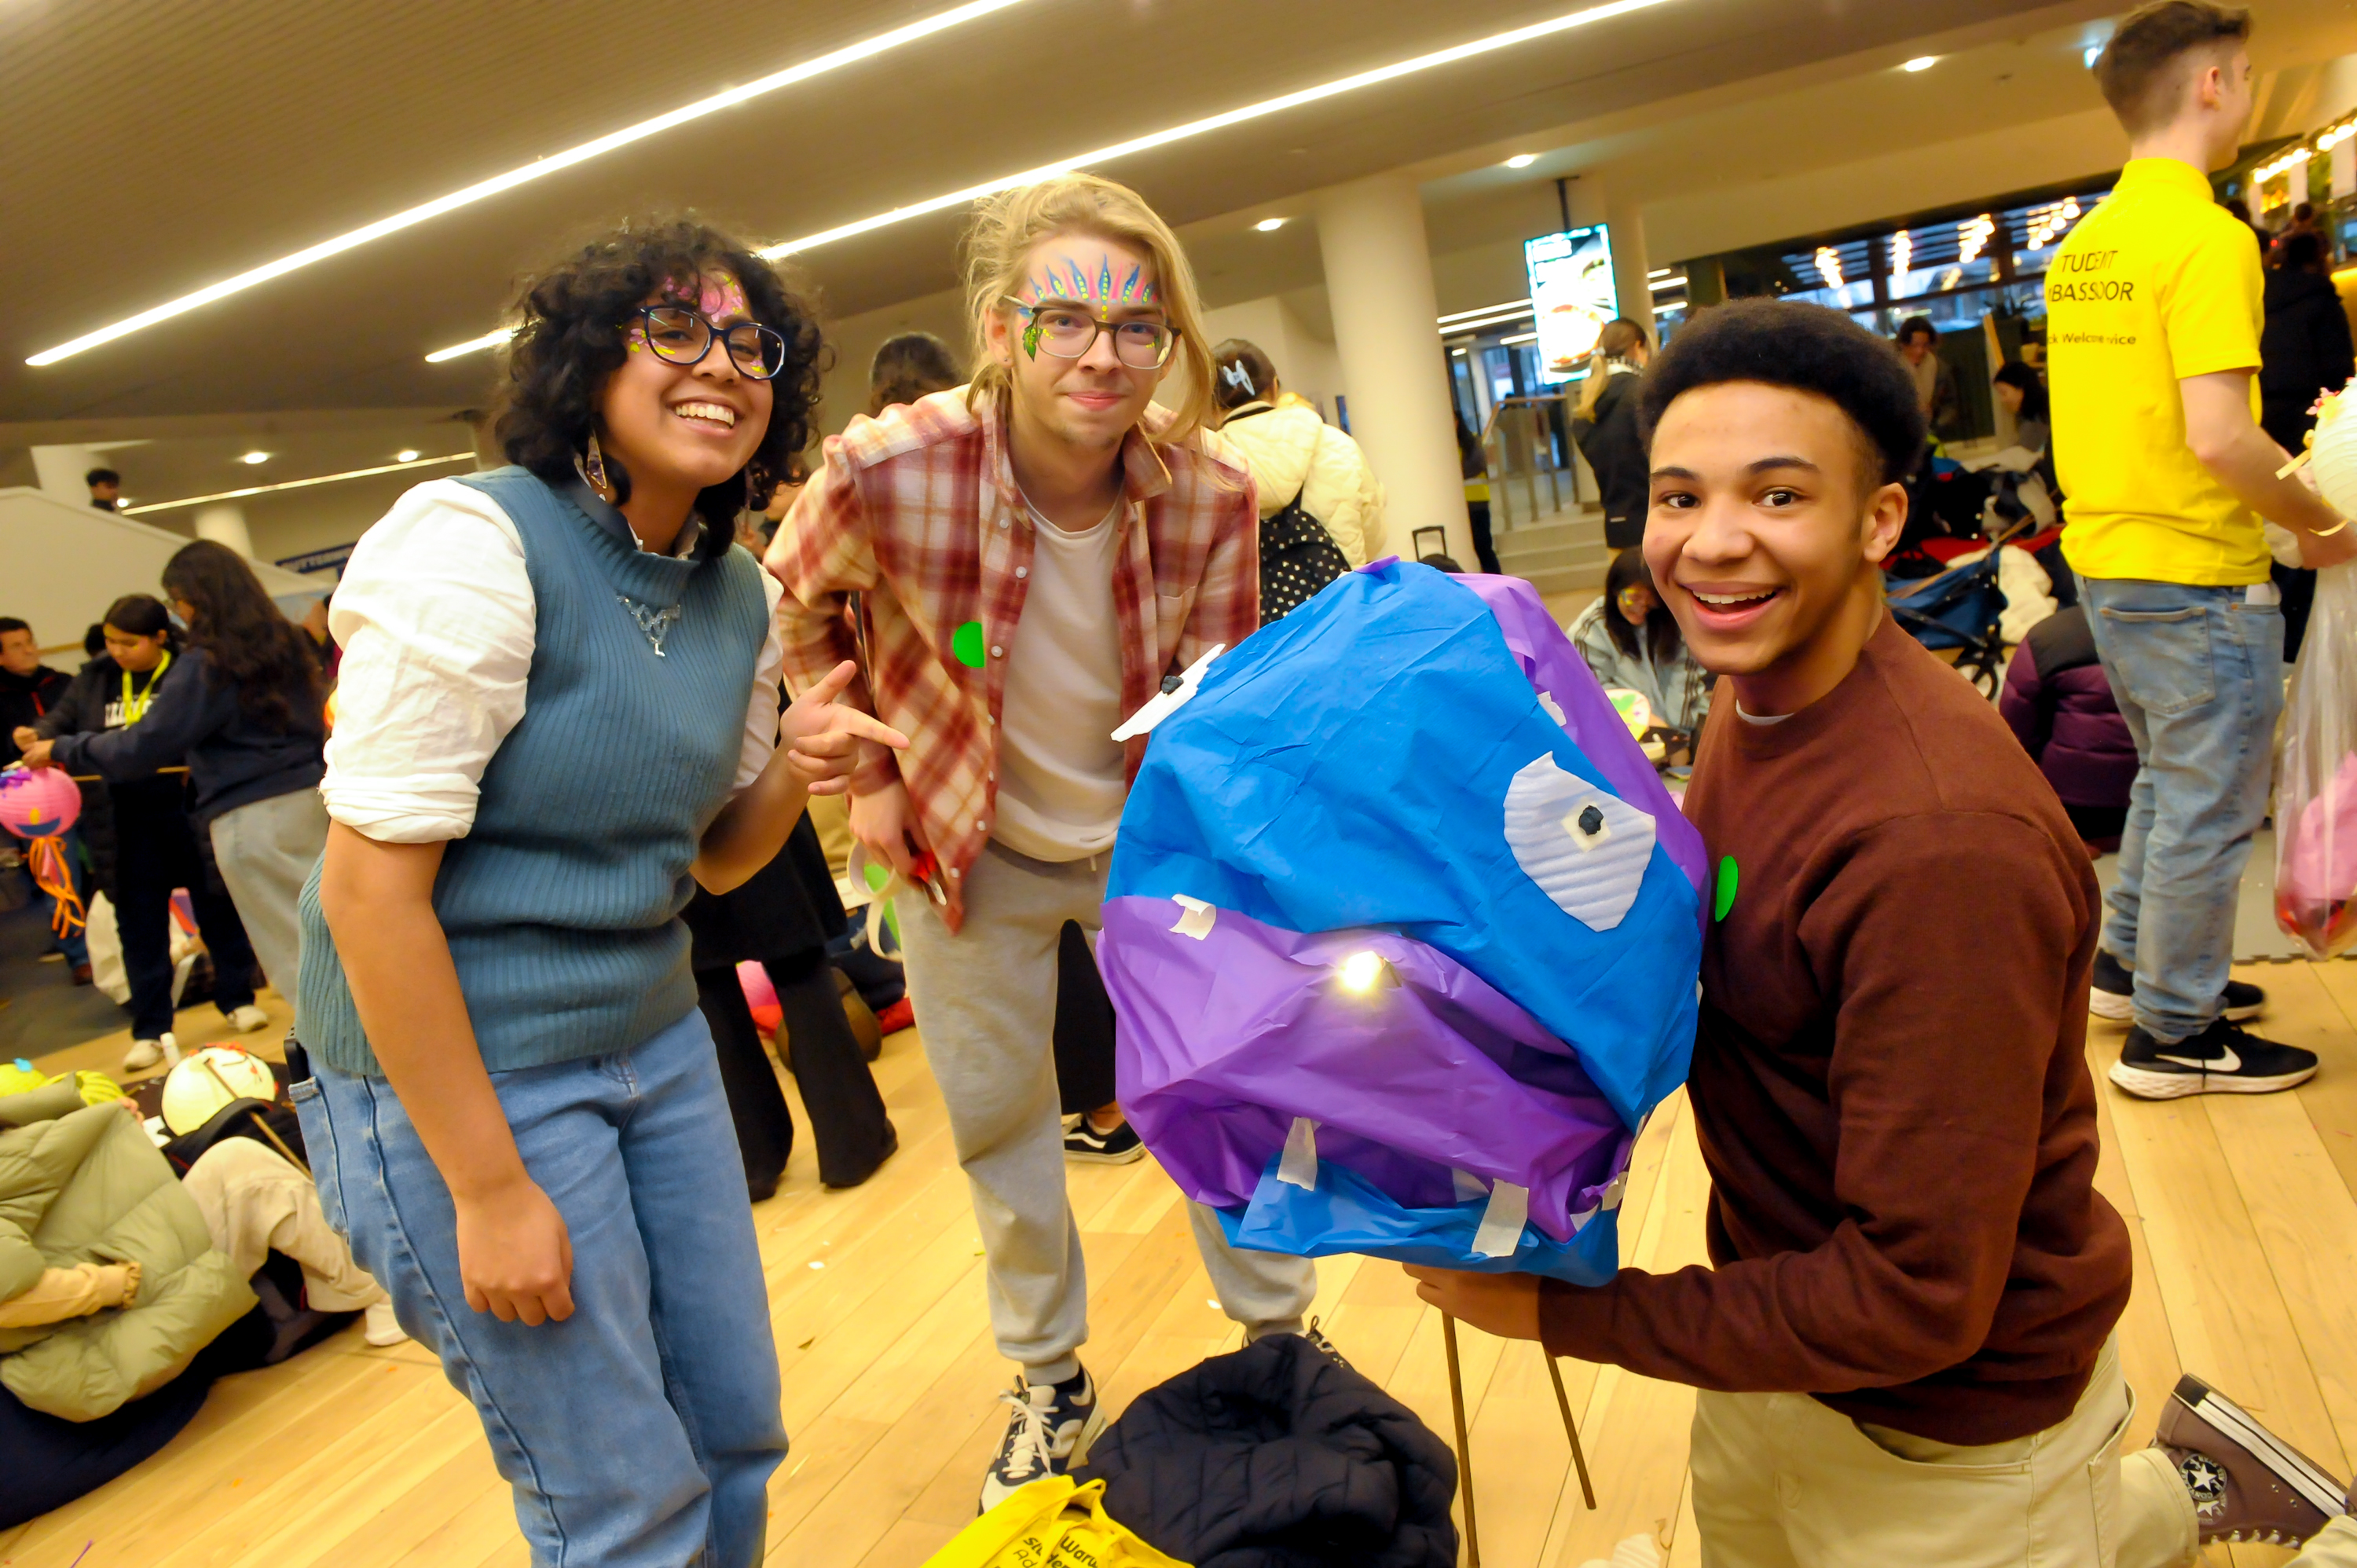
[{"xmin": 2, "ymin": 0, "xmax": 2083, "ymax": 427}]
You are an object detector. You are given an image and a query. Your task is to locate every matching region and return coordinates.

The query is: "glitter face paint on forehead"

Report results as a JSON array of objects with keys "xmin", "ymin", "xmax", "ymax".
[{"xmin": 625, "ymin": 272, "xmax": 753, "ymax": 354}]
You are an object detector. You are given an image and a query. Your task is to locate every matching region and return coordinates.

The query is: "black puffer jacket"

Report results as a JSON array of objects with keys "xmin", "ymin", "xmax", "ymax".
[{"xmin": 1075, "ymin": 1334, "xmax": 1458, "ymax": 1568}]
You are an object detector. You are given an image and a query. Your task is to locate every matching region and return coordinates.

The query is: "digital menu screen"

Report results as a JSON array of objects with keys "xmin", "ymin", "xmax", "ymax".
[{"xmin": 1524, "ymin": 225, "xmax": 1618, "ymax": 384}]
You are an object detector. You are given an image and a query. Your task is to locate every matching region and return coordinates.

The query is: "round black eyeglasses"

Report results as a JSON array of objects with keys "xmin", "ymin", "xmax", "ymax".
[{"xmin": 635, "ymin": 305, "xmax": 789, "ymax": 379}]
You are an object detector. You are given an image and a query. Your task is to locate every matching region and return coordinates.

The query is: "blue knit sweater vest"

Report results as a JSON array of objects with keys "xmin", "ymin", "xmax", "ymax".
[{"xmin": 297, "ymin": 467, "xmax": 768, "ymax": 1077}]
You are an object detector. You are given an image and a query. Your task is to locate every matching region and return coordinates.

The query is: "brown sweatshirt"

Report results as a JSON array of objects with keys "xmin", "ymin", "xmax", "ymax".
[{"xmin": 1539, "ymin": 616, "xmax": 2133, "ymax": 1444}]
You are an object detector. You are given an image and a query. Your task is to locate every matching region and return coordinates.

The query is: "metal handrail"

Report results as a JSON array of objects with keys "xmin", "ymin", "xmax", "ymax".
[{"xmin": 1477, "ymin": 393, "xmax": 1582, "ymax": 530}]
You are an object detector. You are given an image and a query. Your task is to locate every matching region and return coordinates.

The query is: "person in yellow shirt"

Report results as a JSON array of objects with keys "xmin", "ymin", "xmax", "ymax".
[{"xmin": 2050, "ymin": 0, "xmax": 2355, "ymax": 1101}]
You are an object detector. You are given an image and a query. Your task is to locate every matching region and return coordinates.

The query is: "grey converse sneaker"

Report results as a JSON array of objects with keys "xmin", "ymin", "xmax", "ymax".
[
  {"xmin": 979, "ymin": 1366, "xmax": 1105, "ymax": 1514},
  {"xmin": 2155, "ymin": 1374, "xmax": 2348, "ymax": 1547}
]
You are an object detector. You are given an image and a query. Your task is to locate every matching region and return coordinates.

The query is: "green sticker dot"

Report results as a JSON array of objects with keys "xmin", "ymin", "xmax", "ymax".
[
  {"xmin": 951, "ymin": 620, "xmax": 987, "ymax": 669},
  {"xmin": 1713, "ymin": 855, "xmax": 1739, "ymax": 922}
]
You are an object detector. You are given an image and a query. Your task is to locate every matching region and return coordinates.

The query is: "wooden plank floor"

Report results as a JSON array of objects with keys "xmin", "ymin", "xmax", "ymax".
[{"xmin": 5, "ymin": 958, "xmax": 2357, "ymax": 1568}]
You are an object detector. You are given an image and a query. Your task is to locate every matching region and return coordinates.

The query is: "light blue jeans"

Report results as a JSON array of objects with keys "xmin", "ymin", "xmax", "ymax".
[
  {"xmin": 2082, "ymin": 576, "xmax": 2285, "ymax": 1042},
  {"xmin": 292, "ymin": 1008, "xmax": 786, "ymax": 1567}
]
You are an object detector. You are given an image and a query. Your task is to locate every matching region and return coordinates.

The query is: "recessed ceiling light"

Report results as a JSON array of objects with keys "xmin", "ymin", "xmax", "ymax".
[
  {"xmin": 2083, "ymin": 43, "xmax": 2104, "ymax": 68},
  {"xmin": 239, "ymin": 451, "xmax": 270, "ymax": 465},
  {"xmin": 1505, "ymin": 153, "xmax": 1539, "ymax": 168},
  {"xmin": 427, "ymin": 0, "xmax": 1675, "ymax": 362},
  {"xmin": 395, "ymin": 449, "xmax": 420, "ymax": 463},
  {"xmin": 1254, "ymin": 218, "xmax": 1287, "ymax": 232},
  {"xmin": 24, "ymin": 0, "xmax": 1034, "ymax": 368},
  {"xmin": 124, "ymin": 453, "xmax": 474, "ymax": 515},
  {"xmin": 1902, "ymin": 55, "xmax": 1938, "ymax": 71}
]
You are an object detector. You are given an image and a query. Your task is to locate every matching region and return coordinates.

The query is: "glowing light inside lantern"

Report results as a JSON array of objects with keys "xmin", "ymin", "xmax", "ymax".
[{"xmin": 1338, "ymin": 951, "xmax": 1386, "ymax": 992}]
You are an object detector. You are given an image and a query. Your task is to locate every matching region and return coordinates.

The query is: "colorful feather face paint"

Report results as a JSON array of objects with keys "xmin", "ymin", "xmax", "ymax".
[{"xmin": 1017, "ymin": 244, "xmax": 1160, "ymax": 310}]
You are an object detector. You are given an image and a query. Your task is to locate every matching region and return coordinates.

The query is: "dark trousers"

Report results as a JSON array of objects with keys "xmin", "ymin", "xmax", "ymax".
[
  {"xmin": 695, "ymin": 948, "xmax": 894, "ymax": 1196},
  {"xmin": 114, "ymin": 803, "xmax": 258, "ymax": 1040},
  {"xmin": 1467, "ymin": 500, "xmax": 1501, "ymax": 575},
  {"xmin": 1053, "ymin": 919, "xmax": 1117, "ymax": 1116}
]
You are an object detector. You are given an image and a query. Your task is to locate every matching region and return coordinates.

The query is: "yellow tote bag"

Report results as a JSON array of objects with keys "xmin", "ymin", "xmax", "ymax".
[{"xmin": 922, "ymin": 1476, "xmax": 1193, "ymax": 1568}]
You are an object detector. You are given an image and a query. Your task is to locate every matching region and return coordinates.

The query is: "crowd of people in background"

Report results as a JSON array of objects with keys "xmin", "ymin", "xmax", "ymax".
[{"xmin": 17, "ymin": 2, "xmax": 2357, "ymax": 1563}]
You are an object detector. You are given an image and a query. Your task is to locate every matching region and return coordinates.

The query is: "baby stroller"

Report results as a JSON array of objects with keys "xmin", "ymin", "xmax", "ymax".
[{"xmin": 1885, "ymin": 515, "xmax": 2031, "ymax": 697}]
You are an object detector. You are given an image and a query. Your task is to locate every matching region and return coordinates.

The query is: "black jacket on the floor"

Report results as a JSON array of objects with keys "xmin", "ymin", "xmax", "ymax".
[{"xmin": 1075, "ymin": 1333, "xmax": 1459, "ymax": 1568}]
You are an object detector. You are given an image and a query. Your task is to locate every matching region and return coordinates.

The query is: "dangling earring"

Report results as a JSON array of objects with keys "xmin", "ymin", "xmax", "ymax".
[{"xmin": 576, "ymin": 429, "xmax": 610, "ymax": 495}]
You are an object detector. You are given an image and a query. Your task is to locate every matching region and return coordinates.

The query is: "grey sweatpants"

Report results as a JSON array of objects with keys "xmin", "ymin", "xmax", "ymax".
[
  {"xmin": 900, "ymin": 838, "xmax": 1318, "ymax": 1382},
  {"xmin": 209, "ymin": 786, "xmax": 329, "ymax": 1000}
]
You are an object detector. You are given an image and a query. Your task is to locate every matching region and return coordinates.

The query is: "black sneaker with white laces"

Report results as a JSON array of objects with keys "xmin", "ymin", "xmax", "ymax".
[
  {"xmin": 2091, "ymin": 951, "xmax": 2265, "ymax": 1024},
  {"xmin": 2110, "ymin": 1017, "xmax": 2319, "ymax": 1100},
  {"xmin": 1063, "ymin": 1115, "xmax": 1146, "ymax": 1165},
  {"xmin": 980, "ymin": 1366, "xmax": 1105, "ymax": 1514}
]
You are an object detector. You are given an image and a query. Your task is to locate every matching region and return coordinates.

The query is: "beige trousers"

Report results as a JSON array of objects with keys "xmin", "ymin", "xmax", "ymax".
[
  {"xmin": 181, "ymin": 1136, "xmax": 388, "ymax": 1313},
  {"xmin": 1689, "ymin": 1338, "xmax": 2357, "ymax": 1568}
]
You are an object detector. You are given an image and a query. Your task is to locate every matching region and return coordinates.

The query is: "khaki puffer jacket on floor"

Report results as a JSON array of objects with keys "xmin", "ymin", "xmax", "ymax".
[
  {"xmin": 1213, "ymin": 401, "xmax": 1386, "ymax": 569},
  {"xmin": 0, "ymin": 1079, "xmax": 255, "ymax": 1420}
]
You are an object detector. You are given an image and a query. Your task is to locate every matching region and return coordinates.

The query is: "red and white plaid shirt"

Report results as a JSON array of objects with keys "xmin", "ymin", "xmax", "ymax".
[{"xmin": 770, "ymin": 386, "xmax": 1259, "ymax": 930}]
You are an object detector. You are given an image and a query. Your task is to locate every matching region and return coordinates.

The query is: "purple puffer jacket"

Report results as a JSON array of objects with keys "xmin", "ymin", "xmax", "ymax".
[{"xmin": 2000, "ymin": 606, "xmax": 2136, "ymax": 810}]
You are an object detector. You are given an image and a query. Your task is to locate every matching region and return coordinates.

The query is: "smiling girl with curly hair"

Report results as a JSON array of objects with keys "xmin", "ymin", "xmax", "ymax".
[{"xmin": 290, "ymin": 217, "xmax": 901, "ymax": 1568}]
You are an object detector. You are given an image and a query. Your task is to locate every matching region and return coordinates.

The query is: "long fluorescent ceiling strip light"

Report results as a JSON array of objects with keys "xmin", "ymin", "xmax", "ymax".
[
  {"xmin": 426, "ymin": 0, "xmax": 1677, "ymax": 361},
  {"xmin": 123, "ymin": 452, "xmax": 475, "ymax": 515},
  {"xmin": 25, "ymin": 0, "xmax": 1030, "ymax": 368}
]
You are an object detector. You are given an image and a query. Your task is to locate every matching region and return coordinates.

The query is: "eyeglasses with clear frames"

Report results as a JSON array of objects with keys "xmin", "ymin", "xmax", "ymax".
[
  {"xmin": 633, "ymin": 305, "xmax": 789, "ymax": 380},
  {"xmin": 1002, "ymin": 296, "xmax": 1176, "ymax": 369}
]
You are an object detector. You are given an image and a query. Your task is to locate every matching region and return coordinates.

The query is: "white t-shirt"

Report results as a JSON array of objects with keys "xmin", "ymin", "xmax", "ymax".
[
  {"xmin": 322, "ymin": 479, "xmax": 786, "ymax": 844},
  {"xmin": 989, "ymin": 497, "xmax": 1127, "ymax": 862}
]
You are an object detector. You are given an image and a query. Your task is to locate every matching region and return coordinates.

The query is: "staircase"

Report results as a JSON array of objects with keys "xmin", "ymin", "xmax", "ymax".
[{"xmin": 1493, "ymin": 505, "xmax": 1610, "ymax": 597}]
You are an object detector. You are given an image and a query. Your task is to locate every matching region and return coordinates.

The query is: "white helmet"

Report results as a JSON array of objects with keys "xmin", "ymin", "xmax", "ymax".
[{"xmin": 159, "ymin": 1046, "xmax": 277, "ymax": 1136}]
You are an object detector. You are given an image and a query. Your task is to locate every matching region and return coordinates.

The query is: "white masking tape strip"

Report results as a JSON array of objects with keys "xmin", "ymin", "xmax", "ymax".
[
  {"xmin": 1452, "ymin": 1167, "xmax": 1490, "ymax": 1203},
  {"xmin": 1568, "ymin": 1203, "xmax": 1600, "ymax": 1233},
  {"xmin": 1278, "ymin": 1116, "xmax": 1320, "ymax": 1190},
  {"xmin": 1171, "ymin": 894, "xmax": 1216, "ymax": 940},
  {"xmin": 1472, "ymin": 1180, "xmax": 1530, "ymax": 1258}
]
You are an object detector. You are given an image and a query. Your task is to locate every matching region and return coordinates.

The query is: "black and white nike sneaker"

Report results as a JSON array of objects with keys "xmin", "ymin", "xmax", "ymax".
[
  {"xmin": 2110, "ymin": 1018, "xmax": 2319, "ymax": 1100},
  {"xmin": 2091, "ymin": 951, "xmax": 2265, "ymax": 1024},
  {"xmin": 978, "ymin": 1366, "xmax": 1105, "ymax": 1514},
  {"xmin": 2090, "ymin": 950, "xmax": 2137, "ymax": 1022}
]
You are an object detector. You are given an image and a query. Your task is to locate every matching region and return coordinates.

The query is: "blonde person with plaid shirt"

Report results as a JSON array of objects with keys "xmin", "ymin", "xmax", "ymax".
[{"xmin": 768, "ymin": 173, "xmax": 1324, "ymax": 1511}]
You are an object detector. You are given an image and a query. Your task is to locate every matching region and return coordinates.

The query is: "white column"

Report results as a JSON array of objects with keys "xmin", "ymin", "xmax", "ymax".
[
  {"xmin": 1567, "ymin": 176, "xmax": 1655, "ymax": 339},
  {"xmin": 194, "ymin": 504, "xmax": 254, "ymax": 559},
  {"xmin": 1315, "ymin": 173, "xmax": 1473, "ymax": 566},
  {"xmin": 1606, "ymin": 192, "xmax": 1655, "ymax": 339},
  {"xmin": 29, "ymin": 444, "xmax": 108, "ymax": 504}
]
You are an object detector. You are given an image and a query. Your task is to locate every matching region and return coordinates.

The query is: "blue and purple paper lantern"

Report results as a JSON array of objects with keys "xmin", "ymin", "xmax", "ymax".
[{"xmin": 1099, "ymin": 561, "xmax": 1705, "ymax": 1283}]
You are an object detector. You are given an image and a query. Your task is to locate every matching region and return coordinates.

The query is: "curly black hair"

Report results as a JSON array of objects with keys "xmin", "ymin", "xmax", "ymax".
[
  {"xmin": 1637, "ymin": 299, "xmax": 1926, "ymax": 488},
  {"xmin": 493, "ymin": 217, "xmax": 826, "ymax": 549}
]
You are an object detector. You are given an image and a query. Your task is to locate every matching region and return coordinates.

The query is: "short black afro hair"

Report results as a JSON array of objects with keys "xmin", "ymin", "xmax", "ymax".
[{"xmin": 1638, "ymin": 299, "xmax": 1926, "ymax": 487}]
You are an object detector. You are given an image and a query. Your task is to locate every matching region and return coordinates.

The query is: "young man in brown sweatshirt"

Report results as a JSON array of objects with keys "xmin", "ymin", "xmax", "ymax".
[{"xmin": 1409, "ymin": 298, "xmax": 2356, "ymax": 1564}]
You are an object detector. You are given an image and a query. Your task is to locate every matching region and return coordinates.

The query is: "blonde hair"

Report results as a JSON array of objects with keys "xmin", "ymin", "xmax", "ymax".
[{"xmin": 962, "ymin": 173, "xmax": 1218, "ymax": 451}]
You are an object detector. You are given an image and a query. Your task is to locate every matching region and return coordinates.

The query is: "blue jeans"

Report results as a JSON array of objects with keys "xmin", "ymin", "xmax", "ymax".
[
  {"xmin": 292, "ymin": 1008, "xmax": 786, "ymax": 1567},
  {"xmin": 2082, "ymin": 577, "xmax": 2285, "ymax": 1042}
]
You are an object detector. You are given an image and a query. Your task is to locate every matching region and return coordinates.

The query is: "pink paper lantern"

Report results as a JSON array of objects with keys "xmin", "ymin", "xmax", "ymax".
[
  {"xmin": 737, "ymin": 960, "xmax": 783, "ymax": 1038},
  {"xmin": 0, "ymin": 766, "xmax": 81, "ymax": 840}
]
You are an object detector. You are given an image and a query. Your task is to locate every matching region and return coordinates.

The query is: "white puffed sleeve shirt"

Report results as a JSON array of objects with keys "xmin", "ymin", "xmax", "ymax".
[{"xmin": 321, "ymin": 478, "xmax": 787, "ymax": 844}]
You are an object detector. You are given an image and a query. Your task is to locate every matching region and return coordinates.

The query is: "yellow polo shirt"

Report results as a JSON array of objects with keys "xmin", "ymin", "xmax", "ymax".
[{"xmin": 2051, "ymin": 158, "xmax": 2268, "ymax": 585}]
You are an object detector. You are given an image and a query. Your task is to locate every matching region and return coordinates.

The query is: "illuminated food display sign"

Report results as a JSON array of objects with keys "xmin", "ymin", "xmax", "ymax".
[{"xmin": 1525, "ymin": 225, "xmax": 1618, "ymax": 383}]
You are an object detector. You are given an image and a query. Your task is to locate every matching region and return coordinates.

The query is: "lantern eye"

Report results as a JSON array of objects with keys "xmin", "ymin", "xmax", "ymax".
[
  {"xmin": 1505, "ymin": 753, "xmax": 1659, "ymax": 932},
  {"xmin": 1336, "ymin": 951, "xmax": 1386, "ymax": 992}
]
